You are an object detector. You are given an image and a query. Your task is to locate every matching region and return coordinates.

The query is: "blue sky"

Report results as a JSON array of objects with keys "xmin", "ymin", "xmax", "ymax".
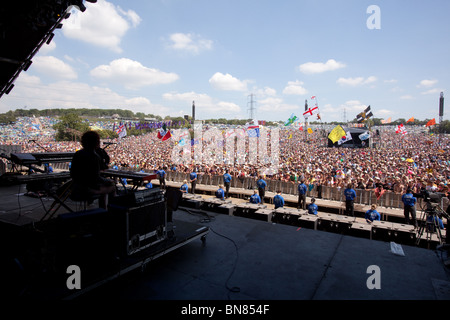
[{"xmin": 0, "ymin": 0, "xmax": 448, "ymax": 123}]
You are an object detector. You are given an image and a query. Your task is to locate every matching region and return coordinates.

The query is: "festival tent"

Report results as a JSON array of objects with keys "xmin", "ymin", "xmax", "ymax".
[{"xmin": 327, "ymin": 126, "xmax": 370, "ymax": 148}]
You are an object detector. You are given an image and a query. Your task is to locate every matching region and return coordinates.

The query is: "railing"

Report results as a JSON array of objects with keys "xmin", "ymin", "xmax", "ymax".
[{"xmin": 163, "ymin": 171, "xmax": 449, "ymax": 210}]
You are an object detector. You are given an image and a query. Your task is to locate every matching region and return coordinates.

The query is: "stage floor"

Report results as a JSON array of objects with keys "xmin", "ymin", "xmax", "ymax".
[
  {"xmin": 1, "ymin": 184, "xmax": 450, "ymax": 302},
  {"xmin": 80, "ymin": 206, "xmax": 450, "ymax": 301}
]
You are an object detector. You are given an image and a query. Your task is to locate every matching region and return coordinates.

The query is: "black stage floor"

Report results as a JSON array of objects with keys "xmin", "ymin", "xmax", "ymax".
[{"xmin": 1, "ymin": 183, "xmax": 450, "ymax": 308}]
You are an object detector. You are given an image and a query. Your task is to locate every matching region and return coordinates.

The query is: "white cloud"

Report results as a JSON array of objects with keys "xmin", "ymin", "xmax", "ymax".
[
  {"xmin": 32, "ymin": 56, "xmax": 78, "ymax": 80},
  {"xmin": 90, "ymin": 58, "xmax": 179, "ymax": 89},
  {"xmin": 340, "ymin": 100, "xmax": 368, "ymax": 112},
  {"xmin": 0, "ymin": 73, "xmax": 168, "ymax": 115},
  {"xmin": 209, "ymin": 72, "xmax": 248, "ymax": 91},
  {"xmin": 298, "ymin": 59, "xmax": 346, "ymax": 74},
  {"xmin": 282, "ymin": 80, "xmax": 308, "ymax": 95},
  {"xmin": 163, "ymin": 91, "xmax": 242, "ymax": 116},
  {"xmin": 400, "ymin": 95, "xmax": 414, "ymax": 100},
  {"xmin": 62, "ymin": 0, "xmax": 141, "ymax": 53},
  {"xmin": 337, "ymin": 76, "xmax": 377, "ymax": 86},
  {"xmin": 167, "ymin": 33, "xmax": 213, "ymax": 54},
  {"xmin": 258, "ymin": 97, "xmax": 298, "ymax": 113},
  {"xmin": 421, "ymin": 88, "xmax": 444, "ymax": 95},
  {"xmin": 417, "ymin": 79, "xmax": 438, "ymax": 88}
]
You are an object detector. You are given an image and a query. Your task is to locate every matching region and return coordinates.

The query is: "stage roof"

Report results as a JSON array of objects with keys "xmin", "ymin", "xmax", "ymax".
[{"xmin": 0, "ymin": 1, "xmax": 94, "ymax": 99}]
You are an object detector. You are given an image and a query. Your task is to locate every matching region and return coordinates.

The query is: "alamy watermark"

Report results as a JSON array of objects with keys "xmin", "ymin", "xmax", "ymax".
[{"xmin": 367, "ymin": 5, "xmax": 381, "ymax": 30}]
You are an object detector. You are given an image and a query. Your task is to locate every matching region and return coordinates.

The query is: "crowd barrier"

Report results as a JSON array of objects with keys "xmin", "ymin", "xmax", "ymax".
[{"xmin": 164, "ymin": 171, "xmax": 449, "ymax": 210}]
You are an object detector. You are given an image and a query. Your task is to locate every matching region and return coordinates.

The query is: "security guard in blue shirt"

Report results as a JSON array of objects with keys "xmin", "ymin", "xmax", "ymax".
[
  {"xmin": 256, "ymin": 175, "xmax": 267, "ymax": 204},
  {"xmin": 343, "ymin": 183, "xmax": 357, "ymax": 216},
  {"xmin": 365, "ymin": 204, "xmax": 381, "ymax": 223},
  {"xmin": 308, "ymin": 198, "xmax": 318, "ymax": 215},
  {"xmin": 190, "ymin": 169, "xmax": 197, "ymax": 194},
  {"xmin": 402, "ymin": 188, "xmax": 417, "ymax": 228},
  {"xmin": 298, "ymin": 180, "xmax": 307, "ymax": 210},
  {"xmin": 273, "ymin": 191, "xmax": 285, "ymax": 209},
  {"xmin": 223, "ymin": 170, "xmax": 232, "ymax": 198},
  {"xmin": 215, "ymin": 185, "xmax": 225, "ymax": 200},
  {"xmin": 249, "ymin": 190, "xmax": 261, "ymax": 204}
]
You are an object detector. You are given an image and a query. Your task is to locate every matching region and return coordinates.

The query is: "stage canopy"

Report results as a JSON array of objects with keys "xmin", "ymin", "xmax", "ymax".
[
  {"xmin": 327, "ymin": 126, "xmax": 370, "ymax": 148},
  {"xmin": 0, "ymin": 1, "xmax": 94, "ymax": 98}
]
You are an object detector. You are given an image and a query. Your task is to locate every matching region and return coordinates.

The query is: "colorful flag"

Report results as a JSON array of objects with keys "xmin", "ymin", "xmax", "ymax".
[
  {"xmin": 426, "ymin": 118, "xmax": 436, "ymax": 127},
  {"xmin": 157, "ymin": 124, "xmax": 171, "ymax": 141},
  {"xmin": 380, "ymin": 117, "xmax": 391, "ymax": 124},
  {"xmin": 356, "ymin": 105, "xmax": 373, "ymax": 123},
  {"xmin": 284, "ymin": 113, "xmax": 297, "ymax": 126},
  {"xmin": 303, "ymin": 106, "xmax": 319, "ymax": 118},
  {"xmin": 328, "ymin": 125, "xmax": 346, "ymax": 143},
  {"xmin": 406, "ymin": 117, "xmax": 414, "ymax": 123},
  {"xmin": 338, "ymin": 131, "xmax": 352, "ymax": 145},
  {"xmin": 359, "ymin": 131, "xmax": 370, "ymax": 141},
  {"xmin": 247, "ymin": 125, "xmax": 260, "ymax": 137},
  {"xmin": 299, "ymin": 126, "xmax": 303, "ymax": 131},
  {"xmin": 116, "ymin": 124, "xmax": 127, "ymax": 138},
  {"xmin": 307, "ymin": 128, "xmax": 313, "ymax": 134},
  {"xmin": 395, "ymin": 124, "xmax": 407, "ymax": 135}
]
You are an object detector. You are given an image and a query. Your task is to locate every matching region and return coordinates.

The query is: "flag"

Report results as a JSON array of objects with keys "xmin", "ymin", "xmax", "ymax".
[
  {"xmin": 311, "ymin": 96, "xmax": 316, "ymax": 100},
  {"xmin": 288, "ymin": 133, "xmax": 293, "ymax": 139},
  {"xmin": 426, "ymin": 118, "xmax": 436, "ymax": 127},
  {"xmin": 381, "ymin": 117, "xmax": 391, "ymax": 124},
  {"xmin": 284, "ymin": 113, "xmax": 297, "ymax": 126},
  {"xmin": 307, "ymin": 128, "xmax": 313, "ymax": 134},
  {"xmin": 299, "ymin": 126, "xmax": 303, "ymax": 131},
  {"xmin": 395, "ymin": 124, "xmax": 407, "ymax": 135},
  {"xmin": 247, "ymin": 125, "xmax": 260, "ymax": 137},
  {"xmin": 338, "ymin": 131, "xmax": 352, "ymax": 145},
  {"xmin": 328, "ymin": 125, "xmax": 346, "ymax": 143},
  {"xmin": 116, "ymin": 124, "xmax": 127, "ymax": 138},
  {"xmin": 406, "ymin": 117, "xmax": 414, "ymax": 123},
  {"xmin": 303, "ymin": 106, "xmax": 319, "ymax": 118},
  {"xmin": 359, "ymin": 131, "xmax": 370, "ymax": 141},
  {"xmin": 157, "ymin": 124, "xmax": 171, "ymax": 141},
  {"xmin": 356, "ymin": 105, "xmax": 373, "ymax": 123}
]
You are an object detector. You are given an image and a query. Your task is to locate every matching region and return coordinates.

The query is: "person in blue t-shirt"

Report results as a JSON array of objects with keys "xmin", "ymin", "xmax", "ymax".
[
  {"xmin": 308, "ymin": 198, "xmax": 318, "ymax": 215},
  {"xmin": 156, "ymin": 166, "xmax": 166, "ymax": 189},
  {"xmin": 215, "ymin": 185, "xmax": 225, "ymax": 200},
  {"xmin": 180, "ymin": 180, "xmax": 188, "ymax": 193},
  {"xmin": 343, "ymin": 183, "xmax": 357, "ymax": 216},
  {"xmin": 249, "ymin": 190, "xmax": 261, "ymax": 204},
  {"xmin": 256, "ymin": 175, "xmax": 267, "ymax": 204},
  {"xmin": 190, "ymin": 169, "xmax": 197, "ymax": 194},
  {"xmin": 273, "ymin": 191, "xmax": 285, "ymax": 209},
  {"xmin": 402, "ymin": 188, "xmax": 417, "ymax": 228},
  {"xmin": 145, "ymin": 182, "xmax": 153, "ymax": 189},
  {"xmin": 365, "ymin": 204, "xmax": 381, "ymax": 223},
  {"xmin": 223, "ymin": 170, "xmax": 232, "ymax": 198},
  {"xmin": 297, "ymin": 180, "xmax": 307, "ymax": 210}
]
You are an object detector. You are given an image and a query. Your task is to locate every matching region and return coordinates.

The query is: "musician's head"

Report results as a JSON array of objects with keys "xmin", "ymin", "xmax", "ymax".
[{"xmin": 81, "ymin": 130, "xmax": 100, "ymax": 150}]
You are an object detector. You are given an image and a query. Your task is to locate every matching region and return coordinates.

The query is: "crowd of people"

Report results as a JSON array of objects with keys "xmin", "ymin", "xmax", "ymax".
[{"xmin": 1, "ymin": 121, "xmax": 449, "ymax": 200}]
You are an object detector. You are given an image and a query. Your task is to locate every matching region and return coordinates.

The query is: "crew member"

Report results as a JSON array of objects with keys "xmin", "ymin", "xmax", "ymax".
[
  {"xmin": 70, "ymin": 130, "xmax": 116, "ymax": 209},
  {"xmin": 402, "ymin": 188, "xmax": 418, "ymax": 228}
]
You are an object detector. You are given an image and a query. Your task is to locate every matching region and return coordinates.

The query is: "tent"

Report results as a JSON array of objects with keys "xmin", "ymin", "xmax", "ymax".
[{"xmin": 327, "ymin": 126, "xmax": 370, "ymax": 148}]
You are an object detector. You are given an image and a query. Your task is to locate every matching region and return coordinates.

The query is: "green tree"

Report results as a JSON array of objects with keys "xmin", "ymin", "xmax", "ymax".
[{"xmin": 53, "ymin": 113, "xmax": 90, "ymax": 141}]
